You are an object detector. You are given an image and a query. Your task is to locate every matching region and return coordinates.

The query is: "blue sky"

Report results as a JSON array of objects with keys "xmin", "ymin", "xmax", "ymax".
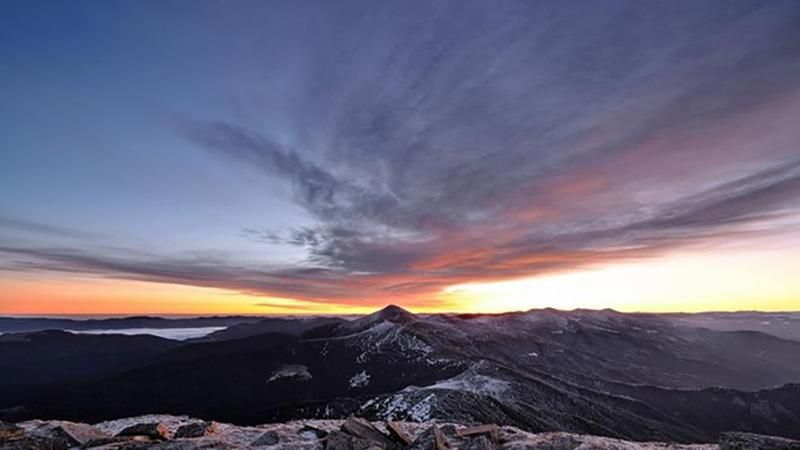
[
  {"xmin": 1, "ymin": 0, "xmax": 800, "ymax": 313},
  {"xmin": 1, "ymin": 1, "xmax": 313, "ymax": 256}
]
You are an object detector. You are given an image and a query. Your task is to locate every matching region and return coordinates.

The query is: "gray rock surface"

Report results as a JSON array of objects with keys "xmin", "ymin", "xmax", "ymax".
[
  {"xmin": 719, "ymin": 432, "xmax": 800, "ymax": 450},
  {"xmin": 174, "ymin": 422, "xmax": 217, "ymax": 439},
  {"xmin": 4, "ymin": 414, "xmax": 798, "ymax": 450},
  {"xmin": 0, "ymin": 421, "xmax": 23, "ymax": 439},
  {"xmin": 115, "ymin": 422, "xmax": 169, "ymax": 441},
  {"xmin": 465, "ymin": 436, "xmax": 495, "ymax": 450},
  {"xmin": 325, "ymin": 430, "xmax": 381, "ymax": 450},
  {"xmin": 250, "ymin": 430, "xmax": 280, "ymax": 446}
]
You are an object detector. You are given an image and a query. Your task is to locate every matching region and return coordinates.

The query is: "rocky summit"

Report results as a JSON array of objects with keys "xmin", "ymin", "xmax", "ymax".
[{"xmin": 2, "ymin": 415, "xmax": 799, "ymax": 450}]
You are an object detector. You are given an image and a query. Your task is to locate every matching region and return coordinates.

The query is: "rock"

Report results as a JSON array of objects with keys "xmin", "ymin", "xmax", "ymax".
[
  {"xmin": 298, "ymin": 424, "xmax": 329, "ymax": 439},
  {"xmin": 115, "ymin": 423, "xmax": 169, "ymax": 441},
  {"xmin": 152, "ymin": 441, "xmax": 236, "ymax": 449},
  {"xmin": 83, "ymin": 436, "xmax": 138, "ymax": 448},
  {"xmin": 465, "ymin": 435, "xmax": 495, "ymax": 450},
  {"xmin": 409, "ymin": 425, "xmax": 451, "ymax": 450},
  {"xmin": 437, "ymin": 425, "xmax": 458, "ymax": 438},
  {"xmin": 54, "ymin": 422, "xmax": 109, "ymax": 445},
  {"xmin": 39, "ymin": 425, "xmax": 81, "ymax": 447},
  {"xmin": 719, "ymin": 432, "xmax": 800, "ymax": 450},
  {"xmin": 433, "ymin": 426, "xmax": 450, "ymax": 450},
  {"xmin": 340, "ymin": 417, "xmax": 397, "ymax": 449},
  {"xmin": 7, "ymin": 422, "xmax": 91, "ymax": 449},
  {"xmin": 436, "ymin": 425, "xmax": 466, "ymax": 447},
  {"xmin": 0, "ymin": 432, "xmax": 77, "ymax": 450},
  {"xmin": 0, "ymin": 421, "xmax": 24, "ymax": 439},
  {"xmin": 87, "ymin": 440, "xmax": 238, "ymax": 450},
  {"xmin": 386, "ymin": 421, "xmax": 412, "ymax": 446},
  {"xmin": 325, "ymin": 430, "xmax": 380, "ymax": 450},
  {"xmin": 456, "ymin": 424, "xmax": 499, "ymax": 443},
  {"xmin": 251, "ymin": 430, "xmax": 280, "ymax": 446},
  {"xmin": 93, "ymin": 442, "xmax": 153, "ymax": 450},
  {"xmin": 174, "ymin": 421, "xmax": 217, "ymax": 439}
]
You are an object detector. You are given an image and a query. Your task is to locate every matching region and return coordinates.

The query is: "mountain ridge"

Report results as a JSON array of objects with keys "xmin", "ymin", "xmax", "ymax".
[{"xmin": 1, "ymin": 308, "xmax": 799, "ymax": 443}]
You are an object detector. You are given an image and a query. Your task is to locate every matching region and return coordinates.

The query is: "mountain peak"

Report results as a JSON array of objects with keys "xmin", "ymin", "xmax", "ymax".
[
  {"xmin": 373, "ymin": 304, "xmax": 416, "ymax": 323},
  {"xmin": 330, "ymin": 304, "xmax": 417, "ymax": 335}
]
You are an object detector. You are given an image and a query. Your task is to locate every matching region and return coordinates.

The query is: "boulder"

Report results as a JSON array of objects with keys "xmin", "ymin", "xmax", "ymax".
[
  {"xmin": 0, "ymin": 421, "xmax": 24, "ymax": 439},
  {"xmin": 298, "ymin": 424, "xmax": 329, "ymax": 439},
  {"xmin": 0, "ymin": 433, "xmax": 76, "ymax": 450},
  {"xmin": 325, "ymin": 430, "xmax": 380, "ymax": 450},
  {"xmin": 152, "ymin": 441, "xmax": 237, "ymax": 449},
  {"xmin": 115, "ymin": 422, "xmax": 169, "ymax": 441},
  {"xmin": 456, "ymin": 424, "xmax": 499, "ymax": 443},
  {"xmin": 83, "ymin": 436, "xmax": 139, "ymax": 448},
  {"xmin": 88, "ymin": 441, "xmax": 237, "ymax": 450},
  {"xmin": 433, "ymin": 426, "xmax": 450, "ymax": 450},
  {"xmin": 386, "ymin": 421, "xmax": 412, "ymax": 446},
  {"xmin": 5, "ymin": 422, "xmax": 94, "ymax": 449},
  {"xmin": 409, "ymin": 425, "xmax": 451, "ymax": 450},
  {"xmin": 465, "ymin": 435, "xmax": 496, "ymax": 450},
  {"xmin": 719, "ymin": 432, "xmax": 800, "ymax": 450},
  {"xmin": 174, "ymin": 421, "xmax": 217, "ymax": 439},
  {"xmin": 251, "ymin": 430, "xmax": 280, "ymax": 446},
  {"xmin": 90, "ymin": 442, "xmax": 153, "ymax": 450},
  {"xmin": 54, "ymin": 422, "xmax": 109, "ymax": 445},
  {"xmin": 38, "ymin": 424, "xmax": 80, "ymax": 447},
  {"xmin": 340, "ymin": 417, "xmax": 397, "ymax": 449},
  {"xmin": 437, "ymin": 425, "xmax": 458, "ymax": 438}
]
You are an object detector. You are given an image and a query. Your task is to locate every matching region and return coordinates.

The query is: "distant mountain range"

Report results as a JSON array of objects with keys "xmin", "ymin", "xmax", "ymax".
[
  {"xmin": 0, "ymin": 316, "xmax": 265, "ymax": 333},
  {"xmin": 1, "ymin": 307, "xmax": 799, "ymax": 443}
]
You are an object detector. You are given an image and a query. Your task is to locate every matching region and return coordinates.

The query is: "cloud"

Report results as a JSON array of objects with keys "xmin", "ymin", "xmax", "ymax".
[
  {"xmin": 4, "ymin": 0, "xmax": 800, "ymax": 307},
  {"xmin": 2, "ymin": 159, "xmax": 798, "ymax": 305},
  {"xmin": 0, "ymin": 216, "xmax": 102, "ymax": 240}
]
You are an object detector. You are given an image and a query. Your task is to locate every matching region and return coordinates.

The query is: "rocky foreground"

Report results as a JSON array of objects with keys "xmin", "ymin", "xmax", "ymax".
[{"xmin": 2, "ymin": 415, "xmax": 800, "ymax": 450}]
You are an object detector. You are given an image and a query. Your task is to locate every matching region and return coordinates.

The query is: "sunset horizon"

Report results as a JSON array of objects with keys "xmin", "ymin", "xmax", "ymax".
[{"xmin": 2, "ymin": 0, "xmax": 800, "ymax": 316}]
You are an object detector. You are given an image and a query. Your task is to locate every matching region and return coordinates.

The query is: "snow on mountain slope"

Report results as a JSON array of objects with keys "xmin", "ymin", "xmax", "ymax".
[{"xmin": 4, "ymin": 308, "xmax": 800, "ymax": 443}]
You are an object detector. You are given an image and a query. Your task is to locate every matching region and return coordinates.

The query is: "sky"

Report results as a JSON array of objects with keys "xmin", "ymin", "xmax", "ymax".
[{"xmin": 1, "ymin": 0, "xmax": 800, "ymax": 315}]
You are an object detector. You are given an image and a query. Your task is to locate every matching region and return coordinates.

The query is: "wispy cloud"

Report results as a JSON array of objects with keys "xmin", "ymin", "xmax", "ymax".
[
  {"xmin": 0, "ymin": 216, "xmax": 102, "ymax": 240},
  {"xmin": 3, "ymin": 0, "xmax": 800, "ymax": 307}
]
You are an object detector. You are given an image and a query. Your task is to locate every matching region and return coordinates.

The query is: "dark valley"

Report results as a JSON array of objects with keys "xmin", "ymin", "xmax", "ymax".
[{"xmin": 2, "ymin": 307, "xmax": 799, "ymax": 446}]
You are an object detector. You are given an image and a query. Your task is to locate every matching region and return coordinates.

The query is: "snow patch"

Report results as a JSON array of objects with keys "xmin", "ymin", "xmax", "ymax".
[
  {"xmin": 349, "ymin": 370, "xmax": 370, "ymax": 388},
  {"xmin": 267, "ymin": 365, "xmax": 312, "ymax": 383},
  {"xmin": 371, "ymin": 394, "xmax": 410, "ymax": 419},
  {"xmin": 408, "ymin": 394, "xmax": 435, "ymax": 421},
  {"xmin": 426, "ymin": 373, "xmax": 510, "ymax": 399}
]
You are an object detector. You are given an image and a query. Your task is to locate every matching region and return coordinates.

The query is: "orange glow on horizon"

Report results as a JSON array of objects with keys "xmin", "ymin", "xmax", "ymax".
[
  {"xmin": 1, "ymin": 242, "xmax": 799, "ymax": 316},
  {"xmin": 0, "ymin": 277, "xmax": 375, "ymax": 316},
  {"xmin": 441, "ymin": 247, "xmax": 800, "ymax": 313}
]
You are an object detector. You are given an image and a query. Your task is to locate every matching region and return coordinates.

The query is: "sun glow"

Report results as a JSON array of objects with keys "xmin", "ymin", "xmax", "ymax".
[
  {"xmin": 440, "ymin": 247, "xmax": 800, "ymax": 313},
  {"xmin": 3, "ymin": 239, "xmax": 799, "ymax": 316},
  {"xmin": 0, "ymin": 276, "xmax": 373, "ymax": 316}
]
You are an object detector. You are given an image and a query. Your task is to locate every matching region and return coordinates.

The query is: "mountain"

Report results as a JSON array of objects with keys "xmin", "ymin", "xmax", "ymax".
[
  {"xmin": 446, "ymin": 308, "xmax": 800, "ymax": 390},
  {"xmin": 664, "ymin": 311, "xmax": 800, "ymax": 342},
  {"xmin": 1, "ymin": 306, "xmax": 800, "ymax": 443},
  {"xmin": 191, "ymin": 316, "xmax": 346, "ymax": 342},
  {"xmin": 0, "ymin": 316, "xmax": 263, "ymax": 334},
  {"xmin": 0, "ymin": 331, "xmax": 180, "ymax": 386}
]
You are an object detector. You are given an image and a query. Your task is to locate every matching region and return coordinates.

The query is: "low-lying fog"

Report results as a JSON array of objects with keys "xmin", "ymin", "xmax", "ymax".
[{"xmin": 66, "ymin": 326, "xmax": 226, "ymax": 340}]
